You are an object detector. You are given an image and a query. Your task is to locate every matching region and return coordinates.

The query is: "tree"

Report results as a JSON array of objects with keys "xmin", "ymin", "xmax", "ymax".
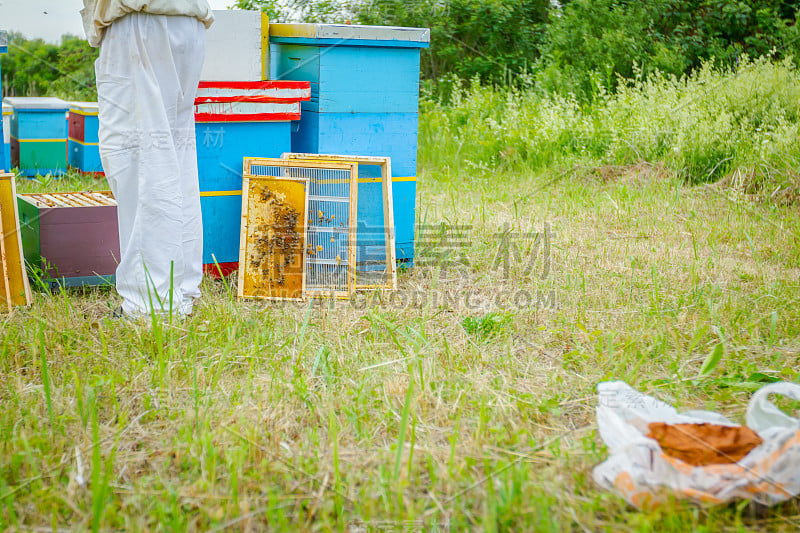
[
  {"xmin": 1, "ymin": 33, "xmax": 98, "ymax": 100},
  {"xmin": 540, "ymin": 0, "xmax": 800, "ymax": 98}
]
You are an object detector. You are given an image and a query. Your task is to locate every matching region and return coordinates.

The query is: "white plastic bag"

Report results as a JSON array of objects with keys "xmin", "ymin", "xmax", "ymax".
[{"xmin": 593, "ymin": 381, "xmax": 800, "ymax": 508}]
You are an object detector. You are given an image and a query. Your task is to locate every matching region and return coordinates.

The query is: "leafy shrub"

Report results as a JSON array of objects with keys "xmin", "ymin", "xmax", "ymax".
[
  {"xmin": 1, "ymin": 33, "xmax": 98, "ymax": 100},
  {"xmin": 420, "ymin": 57, "xmax": 800, "ymax": 189}
]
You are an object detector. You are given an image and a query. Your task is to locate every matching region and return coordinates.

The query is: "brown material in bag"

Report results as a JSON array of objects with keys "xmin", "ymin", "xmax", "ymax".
[{"xmin": 647, "ymin": 422, "xmax": 763, "ymax": 466}]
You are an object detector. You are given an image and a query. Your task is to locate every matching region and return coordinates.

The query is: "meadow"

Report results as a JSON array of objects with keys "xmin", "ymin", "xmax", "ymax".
[{"xmin": 1, "ymin": 60, "xmax": 799, "ymax": 530}]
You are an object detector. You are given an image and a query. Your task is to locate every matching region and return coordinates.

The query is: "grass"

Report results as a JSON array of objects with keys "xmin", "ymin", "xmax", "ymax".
[{"xmin": 2, "ymin": 63, "xmax": 800, "ymax": 529}]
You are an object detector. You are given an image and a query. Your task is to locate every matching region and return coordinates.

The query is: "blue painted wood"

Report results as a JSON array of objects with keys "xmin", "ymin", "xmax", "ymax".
[
  {"xmin": 200, "ymin": 194, "xmax": 241, "ymax": 265},
  {"xmin": 82, "ymin": 114, "xmax": 99, "ymax": 144},
  {"xmin": 47, "ymin": 274, "xmax": 115, "ymax": 290},
  {"xmin": 271, "ymin": 44, "xmax": 421, "ymax": 113},
  {"xmin": 196, "ymin": 120, "xmax": 295, "ymax": 266},
  {"xmin": 291, "ymin": 111, "xmax": 418, "ymax": 177},
  {"xmin": 11, "ymin": 109, "xmax": 69, "ymax": 140},
  {"xmin": 392, "ymin": 179, "xmax": 416, "ymax": 261},
  {"xmin": 0, "ymin": 59, "xmax": 4, "ymax": 171},
  {"xmin": 68, "ymin": 140, "xmax": 103, "ymax": 173},
  {"xmin": 67, "ymin": 139, "xmax": 80, "ymax": 170},
  {"xmin": 196, "ymin": 121, "xmax": 292, "ymax": 191},
  {"xmin": 270, "ymin": 28, "xmax": 423, "ymax": 263}
]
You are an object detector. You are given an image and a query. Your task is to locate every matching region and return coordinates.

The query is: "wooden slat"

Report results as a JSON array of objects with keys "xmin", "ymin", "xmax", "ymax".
[
  {"xmin": 237, "ymin": 176, "xmax": 250, "ymax": 300},
  {"xmin": 41, "ymin": 194, "xmax": 71, "ymax": 207},
  {"xmin": 285, "ymin": 152, "xmax": 389, "ymax": 164},
  {"xmin": 63, "ymin": 193, "xmax": 92, "ymax": 207},
  {"xmin": 244, "ymin": 157, "xmax": 353, "ymax": 172},
  {"xmin": 87, "ymin": 192, "xmax": 116, "ymax": 206},
  {"xmin": 381, "ymin": 158, "xmax": 398, "ymax": 291}
]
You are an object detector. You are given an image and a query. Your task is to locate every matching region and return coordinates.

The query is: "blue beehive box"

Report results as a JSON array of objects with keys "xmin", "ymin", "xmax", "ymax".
[
  {"xmin": 269, "ymin": 23, "xmax": 430, "ymax": 264},
  {"xmin": 5, "ymin": 97, "xmax": 70, "ymax": 177},
  {"xmin": 0, "ymin": 30, "xmax": 7, "ymax": 172},
  {"xmin": 68, "ymin": 102, "xmax": 103, "ymax": 176},
  {"xmin": 194, "ymin": 80, "xmax": 311, "ymax": 275}
]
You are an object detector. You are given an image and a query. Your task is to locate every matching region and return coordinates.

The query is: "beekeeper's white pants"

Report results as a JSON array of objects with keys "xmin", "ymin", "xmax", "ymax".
[{"xmin": 96, "ymin": 14, "xmax": 205, "ymax": 316}]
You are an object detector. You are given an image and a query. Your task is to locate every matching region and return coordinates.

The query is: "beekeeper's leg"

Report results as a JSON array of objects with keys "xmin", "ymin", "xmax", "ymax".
[
  {"xmin": 173, "ymin": 44, "xmax": 204, "ymax": 310},
  {"xmin": 96, "ymin": 14, "xmax": 205, "ymax": 316}
]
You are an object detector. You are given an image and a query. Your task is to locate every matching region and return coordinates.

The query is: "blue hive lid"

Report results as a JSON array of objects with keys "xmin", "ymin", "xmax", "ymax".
[
  {"xmin": 4, "ymin": 97, "xmax": 70, "ymax": 111},
  {"xmin": 269, "ymin": 23, "xmax": 430, "ymax": 49}
]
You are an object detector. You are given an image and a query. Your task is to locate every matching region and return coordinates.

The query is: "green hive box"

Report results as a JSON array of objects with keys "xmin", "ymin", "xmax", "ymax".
[{"xmin": 17, "ymin": 191, "xmax": 120, "ymax": 289}]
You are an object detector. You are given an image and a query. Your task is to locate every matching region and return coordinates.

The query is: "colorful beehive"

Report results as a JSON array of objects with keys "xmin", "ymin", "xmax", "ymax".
[
  {"xmin": 0, "ymin": 31, "xmax": 7, "ymax": 172},
  {"xmin": 68, "ymin": 102, "xmax": 103, "ymax": 176},
  {"xmin": 1, "ymin": 103, "xmax": 10, "ymax": 173},
  {"xmin": 17, "ymin": 191, "xmax": 119, "ymax": 289},
  {"xmin": 195, "ymin": 80, "xmax": 310, "ymax": 275},
  {"xmin": 6, "ymin": 97, "xmax": 70, "ymax": 177},
  {"xmin": 269, "ymin": 23, "xmax": 430, "ymax": 265}
]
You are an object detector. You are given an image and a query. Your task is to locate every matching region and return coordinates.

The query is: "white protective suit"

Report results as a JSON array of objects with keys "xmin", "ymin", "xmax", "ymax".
[
  {"xmin": 81, "ymin": 0, "xmax": 214, "ymax": 47},
  {"xmin": 94, "ymin": 13, "xmax": 207, "ymax": 316}
]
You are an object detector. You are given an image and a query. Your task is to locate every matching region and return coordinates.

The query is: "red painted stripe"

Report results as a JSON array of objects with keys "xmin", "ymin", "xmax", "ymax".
[
  {"xmin": 194, "ymin": 112, "xmax": 299, "ymax": 123},
  {"xmin": 78, "ymin": 170, "xmax": 105, "ymax": 178},
  {"xmin": 203, "ymin": 262, "xmax": 238, "ymax": 278},
  {"xmin": 195, "ymin": 96, "xmax": 306, "ymax": 104},
  {"xmin": 198, "ymin": 80, "xmax": 310, "ymax": 90}
]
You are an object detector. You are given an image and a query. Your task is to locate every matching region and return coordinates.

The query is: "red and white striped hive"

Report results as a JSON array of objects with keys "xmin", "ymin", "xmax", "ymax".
[{"xmin": 194, "ymin": 81, "xmax": 311, "ymax": 123}]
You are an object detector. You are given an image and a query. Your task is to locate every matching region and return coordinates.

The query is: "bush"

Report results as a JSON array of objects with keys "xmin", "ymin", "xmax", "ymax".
[
  {"xmin": 420, "ymin": 57, "xmax": 800, "ymax": 190},
  {"xmin": 1, "ymin": 33, "xmax": 98, "ymax": 100},
  {"xmin": 539, "ymin": 0, "xmax": 800, "ymax": 99}
]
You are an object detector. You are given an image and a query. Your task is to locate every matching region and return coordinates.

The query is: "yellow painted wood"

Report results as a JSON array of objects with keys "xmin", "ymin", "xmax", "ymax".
[
  {"xmin": 269, "ymin": 23, "xmax": 317, "ymax": 39},
  {"xmin": 261, "ymin": 12, "xmax": 270, "ymax": 81},
  {"xmin": 69, "ymin": 109, "xmax": 99, "ymax": 117},
  {"xmin": 0, "ymin": 173, "xmax": 32, "ymax": 309},
  {"xmin": 0, "ymin": 206, "xmax": 13, "ymax": 308},
  {"xmin": 199, "ymin": 190, "xmax": 243, "ymax": 197},
  {"xmin": 348, "ymin": 162, "xmax": 358, "ymax": 297},
  {"xmin": 356, "ymin": 176, "xmax": 416, "ymax": 183},
  {"xmin": 13, "ymin": 137, "xmax": 65, "ymax": 143},
  {"xmin": 68, "ymin": 137, "xmax": 99, "ymax": 146}
]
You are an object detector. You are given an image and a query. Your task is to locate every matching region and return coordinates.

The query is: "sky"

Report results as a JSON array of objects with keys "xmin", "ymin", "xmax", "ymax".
[{"xmin": 0, "ymin": 0, "xmax": 237, "ymax": 43}]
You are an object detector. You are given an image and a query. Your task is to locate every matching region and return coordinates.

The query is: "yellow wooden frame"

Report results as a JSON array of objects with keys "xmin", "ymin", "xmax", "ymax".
[
  {"xmin": 238, "ymin": 175, "xmax": 309, "ymax": 301},
  {"xmin": 282, "ymin": 153, "xmax": 397, "ymax": 292},
  {"xmin": 241, "ymin": 157, "xmax": 359, "ymax": 300},
  {"xmin": 0, "ymin": 173, "xmax": 32, "ymax": 311}
]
